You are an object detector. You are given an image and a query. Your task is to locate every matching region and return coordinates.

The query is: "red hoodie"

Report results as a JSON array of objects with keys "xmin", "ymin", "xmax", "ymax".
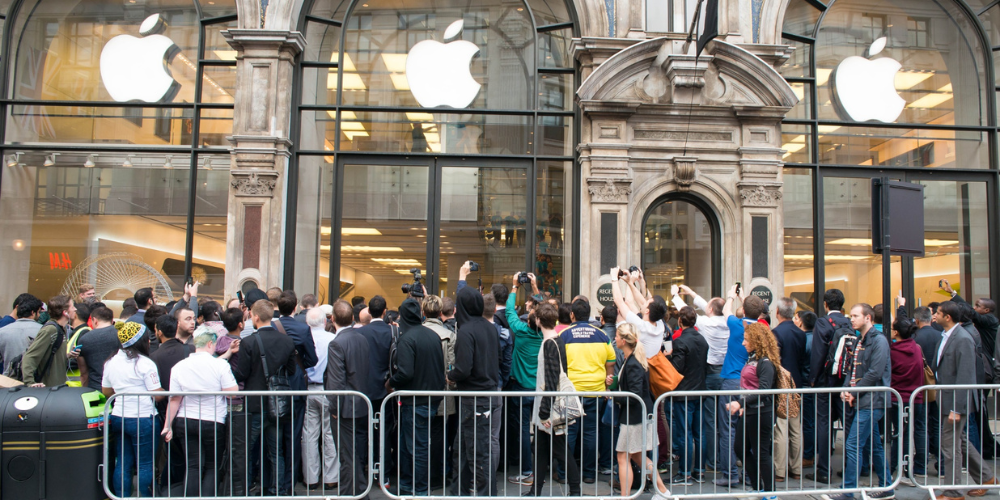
[{"xmin": 889, "ymin": 337, "xmax": 924, "ymax": 404}]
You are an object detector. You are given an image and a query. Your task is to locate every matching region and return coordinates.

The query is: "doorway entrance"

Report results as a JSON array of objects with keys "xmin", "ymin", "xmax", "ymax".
[{"xmin": 641, "ymin": 195, "xmax": 721, "ymax": 300}]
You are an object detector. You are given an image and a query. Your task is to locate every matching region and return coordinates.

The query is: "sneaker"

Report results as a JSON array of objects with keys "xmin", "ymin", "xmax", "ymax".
[
  {"xmin": 714, "ymin": 476, "xmax": 742, "ymax": 487},
  {"xmin": 600, "ymin": 468, "xmax": 613, "ymax": 476},
  {"xmin": 869, "ymin": 490, "xmax": 895, "ymax": 500},
  {"xmin": 509, "ymin": 474, "xmax": 533, "ymax": 486},
  {"xmin": 692, "ymin": 472, "xmax": 706, "ymax": 483},
  {"xmin": 658, "ymin": 462, "xmax": 671, "ymax": 473},
  {"xmin": 671, "ymin": 474, "xmax": 693, "ymax": 486},
  {"xmin": 821, "ymin": 494, "xmax": 854, "ymax": 500},
  {"xmin": 900, "ymin": 477, "xmax": 915, "ymax": 487}
]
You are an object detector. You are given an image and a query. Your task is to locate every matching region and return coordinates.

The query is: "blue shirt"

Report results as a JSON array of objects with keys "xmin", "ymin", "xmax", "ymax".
[
  {"xmin": 721, "ymin": 316, "xmax": 755, "ymax": 380},
  {"xmin": 0, "ymin": 315, "xmax": 15, "ymax": 329}
]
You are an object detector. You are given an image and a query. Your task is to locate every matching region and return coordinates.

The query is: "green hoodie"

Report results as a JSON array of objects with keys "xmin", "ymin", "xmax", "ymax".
[{"xmin": 505, "ymin": 294, "xmax": 544, "ymax": 389}]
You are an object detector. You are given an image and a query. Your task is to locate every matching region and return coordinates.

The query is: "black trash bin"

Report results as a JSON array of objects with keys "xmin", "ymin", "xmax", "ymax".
[{"xmin": 0, "ymin": 385, "xmax": 106, "ymax": 500}]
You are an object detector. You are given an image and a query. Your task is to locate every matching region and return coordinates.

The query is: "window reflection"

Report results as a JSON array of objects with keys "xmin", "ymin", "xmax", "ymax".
[
  {"xmin": 783, "ymin": 168, "xmax": 815, "ymax": 312},
  {"xmin": 536, "ymin": 161, "xmax": 570, "ymax": 301}
]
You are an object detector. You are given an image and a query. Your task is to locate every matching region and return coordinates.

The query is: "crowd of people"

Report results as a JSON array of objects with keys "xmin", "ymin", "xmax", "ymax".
[{"xmin": 0, "ymin": 268, "xmax": 996, "ymax": 500}]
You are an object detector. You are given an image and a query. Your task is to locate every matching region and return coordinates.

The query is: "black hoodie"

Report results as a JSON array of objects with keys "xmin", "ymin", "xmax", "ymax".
[
  {"xmin": 448, "ymin": 287, "xmax": 500, "ymax": 391},
  {"xmin": 388, "ymin": 299, "xmax": 446, "ymax": 400}
]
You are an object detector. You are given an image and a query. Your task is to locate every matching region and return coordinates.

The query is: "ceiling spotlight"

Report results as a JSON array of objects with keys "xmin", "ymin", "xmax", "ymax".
[
  {"xmin": 122, "ymin": 155, "xmax": 133, "ymax": 168},
  {"xmin": 6, "ymin": 152, "xmax": 22, "ymax": 167},
  {"xmin": 84, "ymin": 154, "xmax": 97, "ymax": 168},
  {"xmin": 164, "ymin": 155, "xmax": 173, "ymax": 169},
  {"xmin": 43, "ymin": 153, "xmax": 57, "ymax": 167}
]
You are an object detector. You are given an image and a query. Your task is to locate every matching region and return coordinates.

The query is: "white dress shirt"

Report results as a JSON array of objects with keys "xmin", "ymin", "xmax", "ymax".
[
  {"xmin": 936, "ymin": 323, "xmax": 959, "ymax": 365},
  {"xmin": 306, "ymin": 326, "xmax": 338, "ymax": 385}
]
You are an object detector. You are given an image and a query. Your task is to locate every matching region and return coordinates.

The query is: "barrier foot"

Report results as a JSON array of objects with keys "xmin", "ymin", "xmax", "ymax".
[{"xmin": 858, "ymin": 489, "xmax": 870, "ymax": 500}]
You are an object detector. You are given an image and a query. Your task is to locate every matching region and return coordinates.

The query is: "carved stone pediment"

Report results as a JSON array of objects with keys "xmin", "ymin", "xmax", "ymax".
[
  {"xmin": 231, "ymin": 169, "xmax": 279, "ymax": 197},
  {"xmin": 577, "ymin": 38, "xmax": 798, "ymax": 109},
  {"xmin": 587, "ymin": 177, "xmax": 632, "ymax": 203}
]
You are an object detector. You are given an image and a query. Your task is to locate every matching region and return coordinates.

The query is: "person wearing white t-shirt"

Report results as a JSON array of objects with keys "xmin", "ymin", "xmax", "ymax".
[
  {"xmin": 161, "ymin": 331, "xmax": 238, "ymax": 497},
  {"xmin": 102, "ymin": 321, "xmax": 164, "ymax": 498},
  {"xmin": 610, "ymin": 266, "xmax": 667, "ymax": 359}
]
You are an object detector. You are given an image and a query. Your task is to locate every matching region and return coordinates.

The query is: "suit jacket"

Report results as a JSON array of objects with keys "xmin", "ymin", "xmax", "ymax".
[
  {"xmin": 933, "ymin": 324, "xmax": 979, "ymax": 415},
  {"xmin": 954, "ymin": 293, "xmax": 1000, "ymax": 359},
  {"xmin": 772, "ymin": 320, "xmax": 809, "ymax": 387},
  {"xmin": 325, "ymin": 328, "xmax": 371, "ymax": 418},
  {"xmin": 275, "ymin": 316, "xmax": 318, "ymax": 391},
  {"xmin": 233, "ymin": 327, "xmax": 298, "ymax": 414},
  {"xmin": 914, "ymin": 325, "xmax": 942, "ymax": 366},
  {"xmin": 356, "ymin": 319, "xmax": 394, "ymax": 400}
]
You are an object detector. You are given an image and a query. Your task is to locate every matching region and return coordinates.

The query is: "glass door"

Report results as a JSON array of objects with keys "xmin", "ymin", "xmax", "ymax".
[
  {"xmin": 330, "ymin": 156, "xmax": 532, "ymax": 308},
  {"xmin": 818, "ymin": 169, "xmax": 996, "ymax": 319}
]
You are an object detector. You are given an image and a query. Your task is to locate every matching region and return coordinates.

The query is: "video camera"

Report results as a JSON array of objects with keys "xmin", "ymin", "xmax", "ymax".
[{"xmin": 400, "ymin": 268, "xmax": 424, "ymax": 298}]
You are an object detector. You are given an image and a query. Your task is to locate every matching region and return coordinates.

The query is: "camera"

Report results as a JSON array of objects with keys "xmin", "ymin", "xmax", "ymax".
[
  {"xmin": 400, "ymin": 268, "xmax": 424, "ymax": 298},
  {"xmin": 517, "ymin": 272, "xmax": 531, "ymax": 284},
  {"xmin": 628, "ymin": 265, "xmax": 640, "ymax": 274},
  {"xmin": 468, "ymin": 261, "xmax": 480, "ymax": 272}
]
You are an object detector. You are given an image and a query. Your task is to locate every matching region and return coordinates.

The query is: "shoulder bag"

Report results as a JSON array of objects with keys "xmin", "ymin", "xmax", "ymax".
[
  {"xmin": 923, "ymin": 359, "xmax": 936, "ymax": 403},
  {"xmin": 546, "ymin": 338, "xmax": 584, "ymax": 432},
  {"xmin": 647, "ymin": 350, "xmax": 683, "ymax": 398},
  {"xmin": 774, "ymin": 364, "xmax": 801, "ymax": 419},
  {"xmin": 253, "ymin": 334, "xmax": 292, "ymax": 420}
]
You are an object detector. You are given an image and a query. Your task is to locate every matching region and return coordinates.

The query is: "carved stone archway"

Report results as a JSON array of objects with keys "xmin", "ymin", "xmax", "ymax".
[{"xmin": 575, "ymin": 37, "xmax": 797, "ymax": 304}]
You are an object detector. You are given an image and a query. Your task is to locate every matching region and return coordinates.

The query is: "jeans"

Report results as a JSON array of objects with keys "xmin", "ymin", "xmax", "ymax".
[
  {"xmin": 400, "ymin": 402, "xmax": 436, "ymax": 495},
  {"xmin": 110, "ymin": 415, "xmax": 160, "ymax": 497},
  {"xmin": 566, "ymin": 396, "xmax": 600, "ymax": 480},
  {"xmin": 672, "ymin": 398, "xmax": 703, "ymax": 475},
  {"xmin": 703, "ymin": 365, "xmax": 722, "ymax": 469},
  {"xmin": 803, "ymin": 393, "xmax": 816, "ymax": 460},
  {"xmin": 505, "ymin": 380, "xmax": 534, "ymax": 475},
  {"xmin": 174, "ymin": 417, "xmax": 226, "ymax": 497},
  {"xmin": 598, "ymin": 399, "xmax": 615, "ymax": 471},
  {"xmin": 842, "ymin": 408, "xmax": 891, "ymax": 496},
  {"xmin": 927, "ymin": 401, "xmax": 941, "ymax": 467},
  {"xmin": 969, "ymin": 411, "xmax": 983, "ymax": 453},
  {"xmin": 249, "ymin": 413, "xmax": 286, "ymax": 495},
  {"xmin": 889, "ymin": 402, "xmax": 926, "ymax": 475},
  {"xmin": 718, "ymin": 378, "xmax": 741, "ymax": 478}
]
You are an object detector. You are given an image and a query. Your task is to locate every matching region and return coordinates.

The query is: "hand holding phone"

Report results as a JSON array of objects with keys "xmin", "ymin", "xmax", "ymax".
[{"xmin": 735, "ymin": 281, "xmax": 742, "ymax": 296}]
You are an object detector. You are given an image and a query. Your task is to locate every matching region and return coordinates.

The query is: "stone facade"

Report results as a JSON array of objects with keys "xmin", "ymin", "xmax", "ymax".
[{"xmin": 218, "ymin": 0, "xmax": 798, "ymax": 298}]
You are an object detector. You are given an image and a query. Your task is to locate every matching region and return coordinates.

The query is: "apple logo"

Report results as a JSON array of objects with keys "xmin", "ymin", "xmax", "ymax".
[
  {"xmin": 831, "ymin": 37, "xmax": 905, "ymax": 123},
  {"xmin": 405, "ymin": 20, "xmax": 481, "ymax": 108},
  {"xmin": 100, "ymin": 14, "xmax": 180, "ymax": 103}
]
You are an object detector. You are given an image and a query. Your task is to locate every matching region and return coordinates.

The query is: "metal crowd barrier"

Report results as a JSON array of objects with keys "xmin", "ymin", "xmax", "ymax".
[
  {"xmin": 652, "ymin": 386, "xmax": 903, "ymax": 499},
  {"xmin": 101, "ymin": 390, "xmax": 372, "ymax": 500},
  {"xmin": 379, "ymin": 390, "xmax": 649, "ymax": 500},
  {"xmin": 909, "ymin": 384, "xmax": 1000, "ymax": 498}
]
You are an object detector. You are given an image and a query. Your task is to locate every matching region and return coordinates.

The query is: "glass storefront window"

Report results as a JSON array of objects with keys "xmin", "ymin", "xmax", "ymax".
[
  {"xmin": 783, "ymin": 168, "xmax": 815, "ymax": 312},
  {"xmin": 0, "ymin": 0, "xmax": 236, "ymax": 309},
  {"xmin": 294, "ymin": 156, "xmax": 334, "ymax": 304},
  {"xmin": 642, "ymin": 199, "xmax": 714, "ymax": 299},
  {"xmin": 816, "ymin": 127, "xmax": 988, "ymax": 169},
  {"xmin": 536, "ymin": 161, "xmax": 570, "ymax": 301},
  {"xmin": 913, "ymin": 179, "xmax": 991, "ymax": 307}
]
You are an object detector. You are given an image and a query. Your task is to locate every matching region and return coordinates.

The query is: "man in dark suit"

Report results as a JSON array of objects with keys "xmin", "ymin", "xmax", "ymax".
[
  {"xmin": 932, "ymin": 301, "xmax": 997, "ymax": 500},
  {"xmin": 326, "ymin": 299, "xmax": 371, "ymax": 500},
  {"xmin": 911, "ymin": 305, "xmax": 943, "ymax": 469},
  {"xmin": 772, "ymin": 297, "xmax": 808, "ymax": 482},
  {"xmin": 356, "ymin": 295, "xmax": 394, "ymax": 474},
  {"xmin": 807, "ymin": 289, "xmax": 851, "ymax": 484},
  {"xmin": 274, "ymin": 290, "xmax": 318, "ymax": 492},
  {"xmin": 127, "ymin": 287, "xmax": 155, "ymax": 325},
  {"xmin": 233, "ymin": 300, "xmax": 298, "ymax": 496}
]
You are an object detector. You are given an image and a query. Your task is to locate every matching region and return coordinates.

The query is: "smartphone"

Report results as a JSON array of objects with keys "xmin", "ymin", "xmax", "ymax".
[
  {"xmin": 236, "ymin": 290, "xmax": 244, "ymax": 304},
  {"xmin": 735, "ymin": 281, "xmax": 742, "ymax": 295},
  {"xmin": 939, "ymin": 279, "xmax": 944, "ymax": 288},
  {"xmin": 186, "ymin": 277, "xmax": 194, "ymax": 286}
]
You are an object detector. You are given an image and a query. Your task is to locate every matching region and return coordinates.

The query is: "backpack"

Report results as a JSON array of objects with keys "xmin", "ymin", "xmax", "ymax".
[
  {"xmin": 823, "ymin": 316, "xmax": 856, "ymax": 384},
  {"xmin": 386, "ymin": 324, "xmax": 401, "ymax": 381}
]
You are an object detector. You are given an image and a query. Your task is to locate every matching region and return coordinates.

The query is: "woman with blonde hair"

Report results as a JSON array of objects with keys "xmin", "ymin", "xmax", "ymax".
[
  {"xmin": 725, "ymin": 322, "xmax": 780, "ymax": 498},
  {"xmin": 614, "ymin": 323, "xmax": 671, "ymax": 499}
]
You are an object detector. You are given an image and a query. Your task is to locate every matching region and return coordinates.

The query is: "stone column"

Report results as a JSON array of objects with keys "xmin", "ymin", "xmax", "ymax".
[{"xmin": 222, "ymin": 29, "xmax": 304, "ymax": 293}]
